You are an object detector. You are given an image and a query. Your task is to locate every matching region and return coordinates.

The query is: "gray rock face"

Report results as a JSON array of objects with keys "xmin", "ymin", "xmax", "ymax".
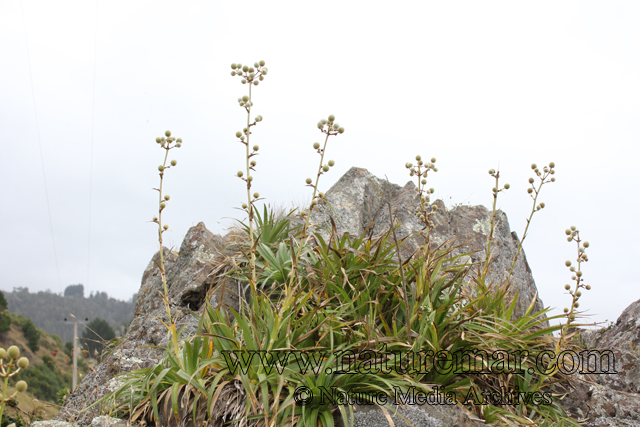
[
  {"xmin": 310, "ymin": 167, "xmax": 545, "ymax": 319},
  {"xmin": 56, "ymin": 167, "xmax": 548, "ymax": 426},
  {"xmin": 560, "ymin": 298, "xmax": 640, "ymax": 426},
  {"xmin": 56, "ymin": 222, "xmax": 243, "ymax": 426}
]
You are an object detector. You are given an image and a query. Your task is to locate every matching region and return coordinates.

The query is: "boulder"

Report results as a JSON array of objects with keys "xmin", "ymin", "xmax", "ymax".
[
  {"xmin": 559, "ymin": 298, "xmax": 640, "ymax": 426},
  {"xmin": 310, "ymin": 167, "xmax": 545, "ymax": 319}
]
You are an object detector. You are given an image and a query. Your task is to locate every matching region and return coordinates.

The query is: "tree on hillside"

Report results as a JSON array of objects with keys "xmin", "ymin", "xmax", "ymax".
[
  {"xmin": 81, "ymin": 318, "xmax": 115, "ymax": 358},
  {"xmin": 64, "ymin": 284, "xmax": 84, "ymax": 298},
  {"xmin": 22, "ymin": 318, "xmax": 41, "ymax": 352},
  {"xmin": 0, "ymin": 291, "xmax": 10, "ymax": 334}
]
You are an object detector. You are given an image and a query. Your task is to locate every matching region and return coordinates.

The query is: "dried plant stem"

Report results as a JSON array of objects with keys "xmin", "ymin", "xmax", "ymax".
[{"xmin": 245, "ymin": 83, "xmax": 257, "ymax": 292}]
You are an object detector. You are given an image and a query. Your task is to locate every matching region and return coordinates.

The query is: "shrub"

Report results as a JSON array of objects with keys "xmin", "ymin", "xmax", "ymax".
[{"xmin": 21, "ymin": 319, "xmax": 40, "ymax": 352}]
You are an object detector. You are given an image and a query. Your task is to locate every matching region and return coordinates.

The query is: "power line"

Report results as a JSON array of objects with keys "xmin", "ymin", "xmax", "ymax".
[
  {"xmin": 20, "ymin": 0, "xmax": 62, "ymax": 294},
  {"xmin": 87, "ymin": 0, "xmax": 99, "ymax": 290}
]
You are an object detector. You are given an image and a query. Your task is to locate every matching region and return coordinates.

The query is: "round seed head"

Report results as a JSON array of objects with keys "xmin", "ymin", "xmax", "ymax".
[
  {"xmin": 328, "ymin": 160, "xmax": 335, "ymax": 167},
  {"xmin": 540, "ymin": 202, "xmax": 545, "ymax": 208},
  {"xmin": 569, "ymin": 314, "xmax": 576, "ymax": 321},
  {"xmin": 262, "ymin": 68, "xmax": 268, "ymax": 74},
  {"xmin": 231, "ymin": 63, "xmax": 237, "ymax": 69},
  {"xmin": 421, "ymin": 179, "xmax": 427, "ymax": 185},
  {"xmin": 171, "ymin": 160, "xmax": 177, "ymax": 166},
  {"xmin": 165, "ymin": 130, "xmax": 171, "ymax": 137},
  {"xmin": 253, "ymin": 145, "xmax": 259, "ymax": 151},
  {"xmin": 237, "ymin": 171, "xmax": 243, "ymax": 177},
  {"xmin": 338, "ymin": 127, "xmax": 344, "ymax": 133},
  {"xmin": 576, "ymin": 271, "xmax": 582, "ymax": 277},
  {"xmin": 564, "ymin": 284, "xmax": 571, "ymax": 290},
  {"xmin": 527, "ymin": 188, "xmax": 533, "ymax": 194},
  {"xmin": 317, "ymin": 122, "xmax": 323, "ymax": 129},
  {"xmin": 16, "ymin": 380, "xmax": 27, "ymax": 393},
  {"xmin": 164, "ymin": 194, "xmax": 170, "ymax": 201},
  {"xmin": 489, "ymin": 169, "xmax": 495, "ymax": 175},
  {"xmin": 253, "ymin": 192, "xmax": 259, "ymax": 199},
  {"xmin": 242, "ymin": 203, "xmax": 247, "ymax": 209},
  {"xmin": 158, "ymin": 165, "xmax": 164, "ymax": 172},
  {"xmin": 531, "ymin": 164, "xmax": 537, "ymax": 169},
  {"xmin": 250, "ymin": 160, "xmax": 256, "ymax": 167},
  {"xmin": 306, "ymin": 178, "xmax": 312, "ymax": 184},
  {"xmin": 583, "ymin": 241, "xmax": 589, "ymax": 248},
  {"xmin": 567, "ymin": 237, "xmax": 573, "ymax": 242},
  {"xmin": 551, "ymin": 177, "xmax": 556, "ymax": 182},
  {"xmin": 176, "ymin": 138, "xmax": 182, "ymax": 143},
  {"xmin": 323, "ymin": 165, "xmax": 330, "ymax": 172},
  {"xmin": 405, "ymin": 163, "xmax": 411, "ymax": 169},
  {"xmin": 241, "ymin": 79, "xmax": 246, "ymax": 84},
  {"xmin": 260, "ymin": 60, "xmax": 265, "ymax": 66},
  {"xmin": 247, "ymin": 176, "xmax": 253, "ymax": 181},
  {"xmin": 231, "ymin": 71, "xmax": 236, "ymax": 76},
  {"xmin": 242, "ymin": 95, "xmax": 249, "ymax": 102},
  {"xmin": 17, "ymin": 356, "xmax": 29, "ymax": 369},
  {"xmin": 570, "ymin": 266, "xmax": 575, "ymax": 272},
  {"xmin": 156, "ymin": 137, "xmax": 162, "ymax": 143},
  {"xmin": 152, "ymin": 216, "xmax": 158, "ymax": 222},
  {"xmin": 313, "ymin": 142, "xmax": 320, "ymax": 149},
  {"xmin": 321, "ymin": 119, "xmax": 327, "ymax": 125},
  {"xmin": 242, "ymin": 65, "xmax": 249, "ymax": 72},
  {"xmin": 319, "ymin": 192, "xmax": 325, "ymax": 198},
  {"xmin": 429, "ymin": 188, "xmax": 435, "ymax": 193},
  {"xmin": 586, "ymin": 284, "xmax": 591, "ymax": 290},
  {"xmin": 328, "ymin": 115, "xmax": 335, "ymax": 122},
  {"xmin": 576, "ymin": 291, "xmax": 582, "ymax": 297},
  {"xmin": 160, "ymin": 203, "xmax": 166, "ymax": 209},
  {"xmin": 254, "ymin": 62, "xmax": 259, "ymax": 68},
  {"xmin": 549, "ymin": 162, "xmax": 555, "ymax": 168},
  {"xmin": 432, "ymin": 205, "xmax": 438, "ymax": 210},
  {"xmin": 8, "ymin": 346, "xmax": 19, "ymax": 359},
  {"xmin": 431, "ymin": 158, "xmax": 436, "ymax": 163},
  {"xmin": 312, "ymin": 199, "xmax": 318, "ymax": 205},
  {"xmin": 563, "ymin": 307, "xmax": 569, "ymax": 313},
  {"xmin": 249, "ymin": 67, "xmax": 254, "ymax": 73},
  {"xmin": 565, "ymin": 229, "xmax": 571, "ymax": 235},
  {"xmin": 0, "ymin": 348, "xmax": 6, "ymax": 359},
  {"xmin": 253, "ymin": 80, "xmax": 259, "ymax": 85},
  {"xmin": 528, "ymin": 178, "xmax": 534, "ymax": 184},
  {"xmin": 571, "ymin": 225, "xmax": 576, "ymax": 231},
  {"xmin": 415, "ymin": 155, "xmax": 421, "ymax": 161},
  {"xmin": 565, "ymin": 260, "xmax": 571, "ymax": 266}
]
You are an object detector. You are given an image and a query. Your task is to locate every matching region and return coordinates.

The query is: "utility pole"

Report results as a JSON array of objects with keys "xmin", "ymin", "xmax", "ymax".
[{"xmin": 64, "ymin": 314, "xmax": 88, "ymax": 392}]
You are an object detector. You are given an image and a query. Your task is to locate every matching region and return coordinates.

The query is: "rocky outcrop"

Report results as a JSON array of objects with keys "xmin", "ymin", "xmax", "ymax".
[
  {"xmin": 310, "ymin": 167, "xmax": 545, "ymax": 319},
  {"xmin": 559, "ymin": 298, "xmax": 640, "ymax": 426},
  {"xmin": 56, "ymin": 167, "xmax": 548, "ymax": 426}
]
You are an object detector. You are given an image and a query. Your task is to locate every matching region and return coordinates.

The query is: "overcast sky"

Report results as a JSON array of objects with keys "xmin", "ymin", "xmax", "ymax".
[{"xmin": 1, "ymin": 1, "xmax": 638, "ymax": 328}]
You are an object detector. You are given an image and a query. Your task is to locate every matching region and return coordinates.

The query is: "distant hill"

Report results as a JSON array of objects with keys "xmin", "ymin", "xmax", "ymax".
[
  {"xmin": 0, "ymin": 310, "xmax": 96, "ymax": 423},
  {"xmin": 3, "ymin": 286, "xmax": 136, "ymax": 343}
]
